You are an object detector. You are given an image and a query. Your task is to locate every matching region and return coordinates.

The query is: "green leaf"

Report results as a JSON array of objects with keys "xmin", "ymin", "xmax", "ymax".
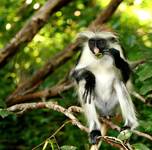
[
  {"xmin": 132, "ymin": 143, "xmax": 150, "ymax": 150},
  {"xmin": 61, "ymin": 145, "xmax": 77, "ymax": 150},
  {"xmin": 136, "ymin": 63, "xmax": 152, "ymax": 81},
  {"xmin": 117, "ymin": 130, "xmax": 132, "ymax": 141},
  {"xmin": 139, "ymin": 78, "xmax": 152, "ymax": 95},
  {"xmin": 0, "ymin": 109, "xmax": 11, "ymax": 118}
]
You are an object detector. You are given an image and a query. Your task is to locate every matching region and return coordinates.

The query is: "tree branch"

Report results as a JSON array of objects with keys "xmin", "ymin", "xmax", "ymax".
[
  {"xmin": 0, "ymin": 0, "xmax": 72, "ymax": 68},
  {"xmin": 6, "ymin": 42, "xmax": 79, "ymax": 105},
  {"xmin": 7, "ymin": 101, "xmax": 132, "ymax": 150},
  {"xmin": 6, "ymin": 59, "xmax": 146, "ymax": 106},
  {"xmin": 89, "ymin": 0, "xmax": 123, "ymax": 28},
  {"xmin": 101, "ymin": 136, "xmax": 132, "ymax": 150},
  {"xmin": 131, "ymin": 91, "xmax": 152, "ymax": 107},
  {"xmin": 7, "ymin": 79, "xmax": 73, "ymax": 106},
  {"xmin": 7, "ymin": 60, "xmax": 148, "ymax": 106},
  {"xmin": 6, "ymin": 0, "xmax": 123, "ymax": 106},
  {"xmin": 7, "ymin": 103, "xmax": 152, "ymax": 142},
  {"xmin": 101, "ymin": 118, "xmax": 152, "ymax": 142},
  {"xmin": 67, "ymin": 106, "xmax": 152, "ymax": 142},
  {"xmin": 7, "ymin": 101, "xmax": 88, "ymax": 133}
]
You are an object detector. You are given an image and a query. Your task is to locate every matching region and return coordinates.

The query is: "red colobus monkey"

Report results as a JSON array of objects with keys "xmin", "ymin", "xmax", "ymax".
[{"xmin": 71, "ymin": 30, "xmax": 138, "ymax": 145}]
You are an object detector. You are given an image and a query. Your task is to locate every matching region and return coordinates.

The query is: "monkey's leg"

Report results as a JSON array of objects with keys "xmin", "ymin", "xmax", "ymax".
[
  {"xmin": 82, "ymin": 102, "xmax": 101, "ymax": 145},
  {"xmin": 77, "ymin": 78, "xmax": 101, "ymax": 145},
  {"xmin": 73, "ymin": 68, "xmax": 102, "ymax": 145}
]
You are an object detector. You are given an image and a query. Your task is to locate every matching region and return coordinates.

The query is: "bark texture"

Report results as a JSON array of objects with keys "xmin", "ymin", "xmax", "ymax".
[{"xmin": 0, "ymin": 0, "xmax": 72, "ymax": 68}]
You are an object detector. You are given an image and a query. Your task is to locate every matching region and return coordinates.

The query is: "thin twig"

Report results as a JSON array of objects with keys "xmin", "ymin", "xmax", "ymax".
[
  {"xmin": 131, "ymin": 91, "xmax": 152, "ymax": 107},
  {"xmin": 132, "ymin": 130, "xmax": 152, "ymax": 141},
  {"xmin": 32, "ymin": 120, "xmax": 71, "ymax": 150},
  {"xmin": 101, "ymin": 117, "xmax": 152, "ymax": 142},
  {"xmin": 101, "ymin": 136, "xmax": 132, "ymax": 150},
  {"xmin": 130, "ymin": 59, "xmax": 145, "ymax": 69}
]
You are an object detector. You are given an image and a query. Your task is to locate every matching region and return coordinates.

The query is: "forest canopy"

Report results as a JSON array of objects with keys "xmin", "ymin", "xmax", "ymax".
[{"xmin": 0, "ymin": 0, "xmax": 152, "ymax": 149}]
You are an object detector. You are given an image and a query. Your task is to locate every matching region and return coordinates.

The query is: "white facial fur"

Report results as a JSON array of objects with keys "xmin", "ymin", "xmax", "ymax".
[{"xmin": 78, "ymin": 31, "xmax": 125, "ymax": 59}]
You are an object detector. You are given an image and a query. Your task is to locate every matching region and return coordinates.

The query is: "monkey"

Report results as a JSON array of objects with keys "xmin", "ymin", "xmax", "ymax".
[{"xmin": 71, "ymin": 31, "xmax": 138, "ymax": 145}]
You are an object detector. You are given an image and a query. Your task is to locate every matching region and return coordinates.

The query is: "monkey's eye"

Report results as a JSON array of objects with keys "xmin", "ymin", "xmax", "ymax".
[
  {"xmin": 89, "ymin": 39, "xmax": 95, "ymax": 45},
  {"xmin": 88, "ymin": 39, "xmax": 96, "ymax": 50},
  {"xmin": 96, "ymin": 39, "xmax": 106, "ymax": 49}
]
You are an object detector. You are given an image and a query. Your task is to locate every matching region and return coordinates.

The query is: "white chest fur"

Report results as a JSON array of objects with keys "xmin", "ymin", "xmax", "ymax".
[
  {"xmin": 88, "ymin": 55, "xmax": 119, "ymax": 116},
  {"xmin": 89, "ymin": 56, "xmax": 116, "ymax": 101}
]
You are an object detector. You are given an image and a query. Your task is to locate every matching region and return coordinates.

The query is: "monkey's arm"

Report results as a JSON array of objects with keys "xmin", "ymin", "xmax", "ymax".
[
  {"xmin": 114, "ymin": 79, "xmax": 138, "ymax": 129},
  {"xmin": 108, "ymin": 48, "xmax": 131, "ymax": 83},
  {"xmin": 71, "ymin": 69, "xmax": 95, "ymax": 103}
]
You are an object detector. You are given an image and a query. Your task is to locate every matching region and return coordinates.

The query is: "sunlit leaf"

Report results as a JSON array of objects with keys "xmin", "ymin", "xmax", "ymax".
[
  {"xmin": 61, "ymin": 145, "xmax": 77, "ymax": 150},
  {"xmin": 0, "ymin": 109, "xmax": 11, "ymax": 118},
  {"xmin": 132, "ymin": 143, "xmax": 150, "ymax": 150}
]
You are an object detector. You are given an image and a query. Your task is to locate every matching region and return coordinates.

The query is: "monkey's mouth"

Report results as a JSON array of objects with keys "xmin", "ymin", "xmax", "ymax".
[
  {"xmin": 94, "ymin": 47, "xmax": 103, "ymax": 58},
  {"xmin": 94, "ymin": 48, "xmax": 113, "ymax": 58}
]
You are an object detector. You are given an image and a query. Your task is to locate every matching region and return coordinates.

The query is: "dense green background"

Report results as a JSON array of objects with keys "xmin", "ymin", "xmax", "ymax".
[{"xmin": 0, "ymin": 0, "xmax": 152, "ymax": 149}]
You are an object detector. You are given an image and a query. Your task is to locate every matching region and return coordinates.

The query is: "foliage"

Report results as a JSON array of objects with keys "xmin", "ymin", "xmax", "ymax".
[{"xmin": 0, "ymin": 0, "xmax": 152, "ymax": 149}]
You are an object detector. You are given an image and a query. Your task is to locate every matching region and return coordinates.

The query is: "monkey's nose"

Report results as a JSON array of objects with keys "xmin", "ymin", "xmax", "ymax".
[{"xmin": 94, "ymin": 47, "xmax": 100, "ymax": 54}]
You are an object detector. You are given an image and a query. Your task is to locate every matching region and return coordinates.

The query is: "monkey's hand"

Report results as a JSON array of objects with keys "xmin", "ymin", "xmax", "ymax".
[
  {"xmin": 103, "ymin": 48, "xmax": 120, "ymax": 58},
  {"xmin": 90, "ymin": 130, "xmax": 101, "ymax": 145},
  {"xmin": 104, "ymin": 48, "xmax": 131, "ymax": 82},
  {"xmin": 82, "ymin": 70, "xmax": 95, "ymax": 104}
]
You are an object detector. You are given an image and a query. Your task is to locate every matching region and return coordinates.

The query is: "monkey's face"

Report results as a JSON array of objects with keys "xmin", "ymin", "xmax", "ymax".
[
  {"xmin": 88, "ymin": 38, "xmax": 107, "ymax": 55},
  {"xmin": 78, "ymin": 31, "xmax": 123, "ymax": 57}
]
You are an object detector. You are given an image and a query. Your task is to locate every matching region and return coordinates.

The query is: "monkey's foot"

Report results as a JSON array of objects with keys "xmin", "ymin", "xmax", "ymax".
[
  {"xmin": 90, "ymin": 130, "xmax": 101, "ymax": 145},
  {"xmin": 117, "ymin": 129, "xmax": 132, "ymax": 141}
]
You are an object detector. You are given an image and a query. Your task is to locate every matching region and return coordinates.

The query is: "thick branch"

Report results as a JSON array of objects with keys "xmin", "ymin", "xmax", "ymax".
[
  {"xmin": 7, "ymin": 0, "xmax": 123, "ymax": 106},
  {"xmin": 7, "ymin": 80, "xmax": 73, "ymax": 106},
  {"xmin": 90, "ymin": 0, "xmax": 123, "ymax": 28},
  {"xmin": 7, "ymin": 61, "xmax": 147, "ymax": 106},
  {"xmin": 6, "ymin": 42, "xmax": 78, "ymax": 105},
  {"xmin": 0, "ymin": 0, "xmax": 72, "ymax": 68},
  {"xmin": 6, "ymin": 59, "xmax": 145, "ymax": 106}
]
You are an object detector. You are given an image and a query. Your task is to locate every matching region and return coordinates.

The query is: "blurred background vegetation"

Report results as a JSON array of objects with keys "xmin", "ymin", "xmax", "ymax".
[{"xmin": 0, "ymin": 0, "xmax": 152, "ymax": 149}]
